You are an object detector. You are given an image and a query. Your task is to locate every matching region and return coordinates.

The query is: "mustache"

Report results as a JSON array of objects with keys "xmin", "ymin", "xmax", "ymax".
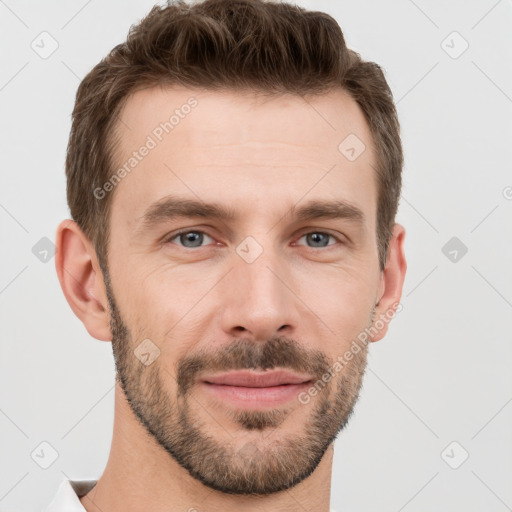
[{"xmin": 175, "ymin": 336, "xmax": 331, "ymax": 397}]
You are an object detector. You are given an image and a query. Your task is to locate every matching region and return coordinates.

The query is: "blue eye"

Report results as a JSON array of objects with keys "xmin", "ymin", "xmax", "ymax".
[
  {"xmin": 167, "ymin": 230, "xmax": 215, "ymax": 248},
  {"xmin": 296, "ymin": 232, "xmax": 339, "ymax": 248}
]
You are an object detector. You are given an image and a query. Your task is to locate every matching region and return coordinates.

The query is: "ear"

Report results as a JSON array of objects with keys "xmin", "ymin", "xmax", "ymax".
[
  {"xmin": 55, "ymin": 219, "xmax": 112, "ymax": 341},
  {"xmin": 370, "ymin": 223, "xmax": 407, "ymax": 342}
]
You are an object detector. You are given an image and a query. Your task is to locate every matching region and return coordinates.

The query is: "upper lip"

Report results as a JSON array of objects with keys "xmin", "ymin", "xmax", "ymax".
[{"xmin": 200, "ymin": 370, "xmax": 313, "ymax": 387}]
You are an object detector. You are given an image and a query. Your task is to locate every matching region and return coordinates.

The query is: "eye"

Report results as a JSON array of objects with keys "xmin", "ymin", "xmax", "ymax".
[
  {"xmin": 163, "ymin": 229, "xmax": 343, "ymax": 250},
  {"xmin": 165, "ymin": 230, "xmax": 215, "ymax": 248},
  {"xmin": 295, "ymin": 231, "xmax": 341, "ymax": 249}
]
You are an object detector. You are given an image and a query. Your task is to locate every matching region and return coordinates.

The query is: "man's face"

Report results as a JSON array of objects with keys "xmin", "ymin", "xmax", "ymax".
[{"xmin": 105, "ymin": 86, "xmax": 383, "ymax": 495}]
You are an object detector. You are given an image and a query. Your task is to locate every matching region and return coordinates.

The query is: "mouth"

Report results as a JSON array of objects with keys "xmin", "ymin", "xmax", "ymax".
[{"xmin": 198, "ymin": 370, "xmax": 313, "ymax": 408}]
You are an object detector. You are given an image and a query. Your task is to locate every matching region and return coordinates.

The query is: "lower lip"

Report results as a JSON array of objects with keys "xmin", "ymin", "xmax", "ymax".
[{"xmin": 199, "ymin": 381, "xmax": 311, "ymax": 408}]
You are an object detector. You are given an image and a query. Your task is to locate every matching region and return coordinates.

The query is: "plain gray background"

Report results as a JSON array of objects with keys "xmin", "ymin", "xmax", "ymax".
[{"xmin": 1, "ymin": 0, "xmax": 511, "ymax": 510}]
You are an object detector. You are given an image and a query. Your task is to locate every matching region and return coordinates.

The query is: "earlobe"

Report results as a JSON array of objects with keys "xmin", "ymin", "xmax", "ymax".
[
  {"xmin": 55, "ymin": 219, "xmax": 112, "ymax": 342},
  {"xmin": 369, "ymin": 223, "xmax": 407, "ymax": 343}
]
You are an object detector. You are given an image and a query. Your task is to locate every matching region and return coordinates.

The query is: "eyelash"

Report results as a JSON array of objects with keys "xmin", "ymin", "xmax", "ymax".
[{"xmin": 163, "ymin": 229, "xmax": 343, "ymax": 249}]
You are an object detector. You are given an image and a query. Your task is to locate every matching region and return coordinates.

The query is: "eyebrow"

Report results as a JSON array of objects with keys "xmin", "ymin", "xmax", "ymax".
[{"xmin": 135, "ymin": 195, "xmax": 365, "ymax": 234}]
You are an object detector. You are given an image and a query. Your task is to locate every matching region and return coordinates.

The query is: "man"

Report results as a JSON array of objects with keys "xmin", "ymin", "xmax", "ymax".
[{"xmin": 47, "ymin": 0, "xmax": 407, "ymax": 510}]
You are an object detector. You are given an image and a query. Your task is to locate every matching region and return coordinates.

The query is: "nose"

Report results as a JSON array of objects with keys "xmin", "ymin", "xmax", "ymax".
[{"xmin": 219, "ymin": 244, "xmax": 300, "ymax": 342}]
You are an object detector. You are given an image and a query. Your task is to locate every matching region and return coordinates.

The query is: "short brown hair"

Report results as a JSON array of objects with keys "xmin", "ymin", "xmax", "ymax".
[{"xmin": 66, "ymin": 0, "xmax": 403, "ymax": 273}]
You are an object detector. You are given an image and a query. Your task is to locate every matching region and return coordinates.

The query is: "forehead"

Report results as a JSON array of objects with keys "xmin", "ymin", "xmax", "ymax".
[
  {"xmin": 109, "ymin": 85, "xmax": 378, "ymax": 230},
  {"xmin": 115, "ymin": 85, "xmax": 374, "ymax": 154}
]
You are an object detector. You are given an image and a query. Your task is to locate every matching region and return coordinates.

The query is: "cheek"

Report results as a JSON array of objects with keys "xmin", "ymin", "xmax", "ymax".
[
  {"xmin": 115, "ymin": 257, "xmax": 203, "ymax": 311},
  {"xmin": 119, "ymin": 264, "xmax": 216, "ymax": 354},
  {"xmin": 292, "ymin": 264, "xmax": 375, "ymax": 342}
]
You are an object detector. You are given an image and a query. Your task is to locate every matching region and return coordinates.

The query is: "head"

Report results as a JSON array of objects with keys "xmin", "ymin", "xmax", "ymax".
[{"xmin": 56, "ymin": 0, "xmax": 406, "ymax": 497}]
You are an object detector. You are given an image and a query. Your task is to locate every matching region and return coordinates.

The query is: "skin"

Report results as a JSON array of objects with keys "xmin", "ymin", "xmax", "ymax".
[{"xmin": 55, "ymin": 85, "xmax": 406, "ymax": 512}]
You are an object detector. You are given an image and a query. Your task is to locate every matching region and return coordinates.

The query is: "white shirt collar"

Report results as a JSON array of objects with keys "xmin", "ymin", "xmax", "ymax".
[{"xmin": 43, "ymin": 479, "xmax": 97, "ymax": 511}]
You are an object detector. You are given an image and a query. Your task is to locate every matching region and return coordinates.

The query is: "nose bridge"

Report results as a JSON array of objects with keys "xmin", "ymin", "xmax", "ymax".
[{"xmin": 220, "ymin": 239, "xmax": 298, "ymax": 340}]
